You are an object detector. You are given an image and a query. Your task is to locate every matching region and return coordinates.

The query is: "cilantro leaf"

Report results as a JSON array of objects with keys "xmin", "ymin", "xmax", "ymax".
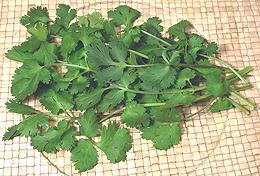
[
  {"xmin": 5, "ymin": 46, "xmax": 33, "ymax": 62},
  {"xmin": 20, "ymin": 6, "xmax": 49, "ymax": 28},
  {"xmin": 31, "ymin": 120, "xmax": 72, "ymax": 153},
  {"xmin": 119, "ymin": 71, "xmax": 137, "ymax": 88},
  {"xmin": 71, "ymin": 139, "xmax": 98, "ymax": 172},
  {"xmin": 56, "ymin": 4, "xmax": 77, "ymax": 29},
  {"xmin": 51, "ymin": 72, "xmax": 71, "ymax": 91},
  {"xmin": 98, "ymin": 90, "xmax": 125, "ymax": 112},
  {"xmin": 204, "ymin": 71, "xmax": 230, "ymax": 97},
  {"xmin": 60, "ymin": 32, "xmax": 79, "ymax": 58},
  {"xmin": 166, "ymin": 93, "xmax": 196, "ymax": 106},
  {"xmin": 78, "ymin": 109, "xmax": 101, "ymax": 137},
  {"xmin": 188, "ymin": 35, "xmax": 204, "ymax": 48},
  {"xmin": 150, "ymin": 107, "xmax": 181, "ymax": 123},
  {"xmin": 19, "ymin": 37, "xmax": 42, "ymax": 52},
  {"xmin": 16, "ymin": 114, "xmax": 49, "ymax": 137},
  {"xmin": 141, "ymin": 122, "xmax": 181, "ymax": 150},
  {"xmin": 78, "ymin": 12, "xmax": 104, "ymax": 29},
  {"xmin": 206, "ymin": 77, "xmax": 230, "ymax": 97},
  {"xmin": 101, "ymin": 20, "xmax": 117, "ymax": 41},
  {"xmin": 168, "ymin": 20, "xmax": 190, "ymax": 40},
  {"xmin": 5, "ymin": 37, "xmax": 41, "ymax": 62},
  {"xmin": 206, "ymin": 42, "xmax": 218, "ymax": 55},
  {"xmin": 169, "ymin": 51, "xmax": 181, "ymax": 64},
  {"xmin": 97, "ymin": 123, "xmax": 132, "ymax": 163},
  {"xmin": 141, "ymin": 17, "xmax": 163, "ymax": 35},
  {"xmin": 70, "ymin": 76, "xmax": 89, "ymax": 94},
  {"xmin": 76, "ymin": 89, "xmax": 104, "ymax": 110},
  {"xmin": 60, "ymin": 127, "xmax": 77, "ymax": 150},
  {"xmin": 34, "ymin": 42, "xmax": 57, "ymax": 65},
  {"xmin": 108, "ymin": 5, "xmax": 141, "ymax": 27},
  {"xmin": 2, "ymin": 125, "xmax": 21, "ymax": 141},
  {"xmin": 176, "ymin": 68, "xmax": 196, "ymax": 88},
  {"xmin": 28, "ymin": 22, "xmax": 48, "ymax": 41},
  {"xmin": 79, "ymin": 27, "xmax": 102, "ymax": 47},
  {"xmin": 121, "ymin": 103, "xmax": 150, "ymax": 128},
  {"xmin": 121, "ymin": 27, "xmax": 141, "ymax": 47},
  {"xmin": 109, "ymin": 41, "xmax": 128, "ymax": 62},
  {"xmin": 39, "ymin": 89, "xmax": 73, "ymax": 114},
  {"xmin": 11, "ymin": 60, "xmax": 51, "ymax": 100},
  {"xmin": 95, "ymin": 66, "xmax": 124, "ymax": 85},
  {"xmin": 6, "ymin": 100, "xmax": 37, "ymax": 115},
  {"xmin": 140, "ymin": 64, "xmax": 177, "ymax": 91},
  {"xmin": 3, "ymin": 5, "xmax": 253, "ymax": 173},
  {"xmin": 87, "ymin": 42, "xmax": 116, "ymax": 68},
  {"xmin": 3, "ymin": 114, "xmax": 48, "ymax": 139},
  {"xmin": 210, "ymin": 98, "xmax": 233, "ymax": 112}
]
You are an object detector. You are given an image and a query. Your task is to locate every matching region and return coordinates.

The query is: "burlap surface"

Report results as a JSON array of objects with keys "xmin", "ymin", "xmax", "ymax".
[{"xmin": 0, "ymin": 0, "xmax": 259, "ymax": 175}]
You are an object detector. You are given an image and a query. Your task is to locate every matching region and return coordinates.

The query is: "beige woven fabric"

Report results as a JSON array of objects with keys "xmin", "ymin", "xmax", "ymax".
[{"xmin": 0, "ymin": 0, "xmax": 260, "ymax": 175}]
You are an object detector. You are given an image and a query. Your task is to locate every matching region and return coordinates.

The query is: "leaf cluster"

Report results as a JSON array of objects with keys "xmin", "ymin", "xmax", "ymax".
[{"xmin": 3, "ymin": 4, "xmax": 254, "ymax": 172}]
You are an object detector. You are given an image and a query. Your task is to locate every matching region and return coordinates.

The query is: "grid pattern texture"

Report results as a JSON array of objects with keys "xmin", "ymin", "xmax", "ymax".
[{"xmin": 0, "ymin": 0, "xmax": 260, "ymax": 175}]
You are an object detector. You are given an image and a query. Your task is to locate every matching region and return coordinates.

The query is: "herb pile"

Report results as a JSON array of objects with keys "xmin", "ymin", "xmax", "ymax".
[{"xmin": 3, "ymin": 4, "xmax": 254, "ymax": 172}]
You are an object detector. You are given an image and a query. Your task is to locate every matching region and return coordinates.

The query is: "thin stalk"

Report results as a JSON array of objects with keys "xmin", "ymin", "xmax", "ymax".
[
  {"xmin": 70, "ymin": 110, "xmax": 76, "ymax": 118},
  {"xmin": 194, "ymin": 94, "xmax": 212, "ymax": 102},
  {"xmin": 139, "ymin": 83, "xmax": 252, "ymax": 109},
  {"xmin": 141, "ymin": 30, "xmax": 171, "ymax": 46},
  {"xmin": 234, "ymin": 84, "xmax": 253, "ymax": 91},
  {"xmin": 51, "ymin": 60, "xmax": 96, "ymax": 73},
  {"xmin": 41, "ymin": 152, "xmax": 70, "ymax": 176},
  {"xmin": 143, "ymin": 103, "xmax": 166, "ymax": 107},
  {"xmin": 128, "ymin": 49, "xmax": 149, "ymax": 59},
  {"xmin": 143, "ymin": 94, "xmax": 212, "ymax": 109},
  {"xmin": 227, "ymin": 66, "xmax": 253, "ymax": 80},
  {"xmin": 184, "ymin": 98, "xmax": 217, "ymax": 120},
  {"xmin": 230, "ymin": 89, "xmax": 254, "ymax": 110},
  {"xmin": 30, "ymin": 108, "xmax": 69, "ymax": 119},
  {"xmin": 141, "ymin": 30, "xmax": 247, "ymax": 83},
  {"xmin": 125, "ymin": 63, "xmax": 155, "ymax": 68},
  {"xmin": 226, "ymin": 97, "xmax": 250, "ymax": 115},
  {"xmin": 99, "ymin": 108, "xmax": 125, "ymax": 123},
  {"xmin": 110, "ymin": 84, "xmax": 206, "ymax": 95},
  {"xmin": 64, "ymin": 110, "xmax": 72, "ymax": 118},
  {"xmin": 200, "ymin": 54, "xmax": 247, "ymax": 84},
  {"xmin": 88, "ymin": 137, "xmax": 97, "ymax": 145},
  {"xmin": 128, "ymin": 49, "xmax": 227, "ymax": 70},
  {"xmin": 162, "ymin": 50, "xmax": 170, "ymax": 64},
  {"xmin": 41, "ymin": 111, "xmax": 69, "ymax": 119}
]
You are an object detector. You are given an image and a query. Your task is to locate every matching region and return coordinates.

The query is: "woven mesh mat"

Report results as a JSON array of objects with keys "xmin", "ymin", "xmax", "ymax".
[{"xmin": 0, "ymin": 0, "xmax": 260, "ymax": 175}]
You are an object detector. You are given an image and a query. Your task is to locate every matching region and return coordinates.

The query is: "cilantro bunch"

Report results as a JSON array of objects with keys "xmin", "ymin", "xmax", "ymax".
[{"xmin": 3, "ymin": 4, "xmax": 254, "ymax": 172}]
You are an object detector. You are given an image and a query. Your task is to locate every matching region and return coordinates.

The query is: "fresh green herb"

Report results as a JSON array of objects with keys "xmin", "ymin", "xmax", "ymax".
[{"xmin": 3, "ymin": 4, "xmax": 254, "ymax": 173}]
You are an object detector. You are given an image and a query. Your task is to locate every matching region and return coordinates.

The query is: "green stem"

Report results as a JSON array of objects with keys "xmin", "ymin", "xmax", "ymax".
[
  {"xmin": 110, "ymin": 84, "xmax": 206, "ymax": 95},
  {"xmin": 228, "ymin": 66, "xmax": 253, "ymax": 83},
  {"xmin": 128, "ymin": 49, "xmax": 149, "ymax": 59},
  {"xmin": 140, "ymin": 83, "xmax": 252, "ymax": 109},
  {"xmin": 230, "ymin": 89, "xmax": 254, "ymax": 110},
  {"xmin": 125, "ymin": 64, "xmax": 155, "ymax": 68},
  {"xmin": 200, "ymin": 54, "xmax": 247, "ymax": 84},
  {"xmin": 141, "ymin": 30, "xmax": 172, "ymax": 46},
  {"xmin": 87, "ymin": 137, "xmax": 97, "ymax": 145},
  {"xmin": 41, "ymin": 111, "xmax": 68, "ymax": 119},
  {"xmin": 143, "ymin": 94, "xmax": 212, "ymax": 109},
  {"xmin": 184, "ymin": 98, "xmax": 217, "ymax": 120},
  {"xmin": 143, "ymin": 103, "xmax": 166, "ymax": 107},
  {"xmin": 162, "ymin": 50, "xmax": 170, "ymax": 64},
  {"xmin": 51, "ymin": 61, "xmax": 95, "ymax": 73},
  {"xmin": 141, "ymin": 30, "xmax": 248, "ymax": 83},
  {"xmin": 99, "ymin": 108, "xmax": 125, "ymax": 123},
  {"xmin": 234, "ymin": 84, "xmax": 253, "ymax": 91},
  {"xmin": 226, "ymin": 97, "xmax": 250, "ymax": 115},
  {"xmin": 128, "ymin": 48, "xmax": 227, "ymax": 70}
]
